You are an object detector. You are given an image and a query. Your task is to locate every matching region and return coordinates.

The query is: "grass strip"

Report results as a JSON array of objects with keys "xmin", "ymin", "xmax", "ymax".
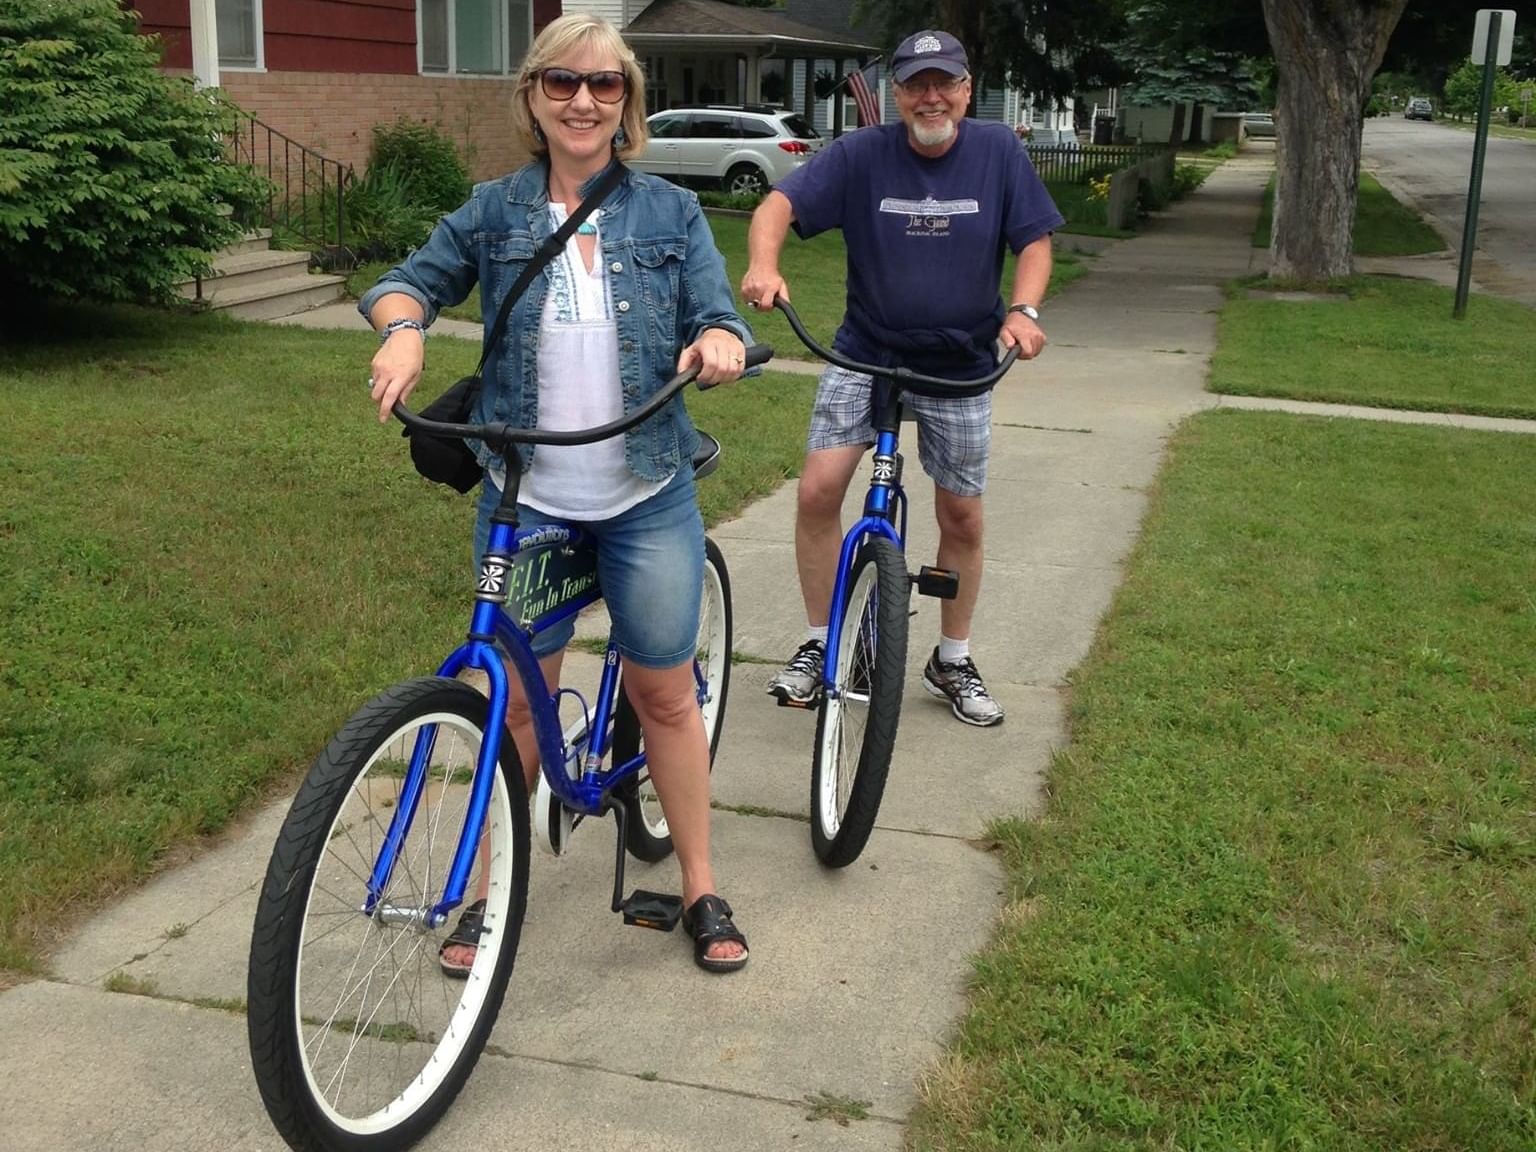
[
  {"xmin": 916, "ymin": 410, "xmax": 1536, "ymax": 1150},
  {"xmin": 1212, "ymin": 275, "xmax": 1536, "ymax": 418},
  {"xmin": 0, "ymin": 303, "xmax": 812, "ymax": 970},
  {"xmin": 1253, "ymin": 171, "xmax": 1445, "ymax": 255}
]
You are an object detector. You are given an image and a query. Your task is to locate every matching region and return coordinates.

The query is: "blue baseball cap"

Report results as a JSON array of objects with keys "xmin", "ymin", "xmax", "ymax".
[{"xmin": 890, "ymin": 30, "xmax": 969, "ymax": 84}]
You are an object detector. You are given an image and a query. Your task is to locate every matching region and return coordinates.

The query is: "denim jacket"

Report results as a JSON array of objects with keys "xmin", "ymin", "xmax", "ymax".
[{"xmin": 357, "ymin": 162, "xmax": 752, "ymax": 479}]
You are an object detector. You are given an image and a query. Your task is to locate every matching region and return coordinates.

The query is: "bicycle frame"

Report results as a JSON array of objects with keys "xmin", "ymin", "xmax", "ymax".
[
  {"xmin": 364, "ymin": 519, "xmax": 649, "ymax": 926},
  {"xmin": 822, "ymin": 380, "xmax": 909, "ymax": 700}
]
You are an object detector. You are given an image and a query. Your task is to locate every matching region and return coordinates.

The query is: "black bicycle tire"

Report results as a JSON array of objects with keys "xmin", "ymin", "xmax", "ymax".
[
  {"xmin": 247, "ymin": 677, "xmax": 530, "ymax": 1152},
  {"xmin": 613, "ymin": 536, "xmax": 733, "ymax": 862},
  {"xmin": 811, "ymin": 538, "xmax": 909, "ymax": 868}
]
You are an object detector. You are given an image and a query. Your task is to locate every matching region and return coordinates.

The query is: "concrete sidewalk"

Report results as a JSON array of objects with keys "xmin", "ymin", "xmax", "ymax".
[{"xmin": 3, "ymin": 158, "xmax": 1276, "ymax": 1150}]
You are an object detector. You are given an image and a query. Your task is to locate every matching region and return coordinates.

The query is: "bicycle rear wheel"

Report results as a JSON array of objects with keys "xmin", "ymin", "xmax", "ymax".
[
  {"xmin": 248, "ymin": 677, "xmax": 529, "ymax": 1152},
  {"xmin": 811, "ymin": 537, "xmax": 909, "ymax": 867},
  {"xmin": 612, "ymin": 535, "xmax": 733, "ymax": 862}
]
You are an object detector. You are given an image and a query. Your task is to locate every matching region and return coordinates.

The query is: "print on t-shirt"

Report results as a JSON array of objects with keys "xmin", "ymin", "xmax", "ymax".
[{"xmin": 879, "ymin": 195, "xmax": 981, "ymax": 238}]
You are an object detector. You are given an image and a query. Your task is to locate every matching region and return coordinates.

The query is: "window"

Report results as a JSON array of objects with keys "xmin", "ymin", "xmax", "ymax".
[
  {"xmin": 737, "ymin": 119, "xmax": 777, "ymax": 140},
  {"xmin": 216, "ymin": 0, "xmax": 261, "ymax": 69},
  {"xmin": 649, "ymin": 114, "xmax": 689, "ymax": 139},
  {"xmin": 420, "ymin": 0, "xmax": 532, "ymax": 76},
  {"xmin": 691, "ymin": 114, "xmax": 738, "ymax": 140}
]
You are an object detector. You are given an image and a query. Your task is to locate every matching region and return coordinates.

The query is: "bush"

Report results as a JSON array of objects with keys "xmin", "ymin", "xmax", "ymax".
[
  {"xmin": 343, "ymin": 160, "xmax": 444, "ymax": 261},
  {"xmin": 1171, "ymin": 163, "xmax": 1210, "ymax": 198},
  {"xmin": 367, "ymin": 118, "xmax": 469, "ymax": 218},
  {"xmin": 697, "ymin": 189, "xmax": 764, "ymax": 212},
  {"xmin": 0, "ymin": 0, "xmax": 266, "ymax": 305}
]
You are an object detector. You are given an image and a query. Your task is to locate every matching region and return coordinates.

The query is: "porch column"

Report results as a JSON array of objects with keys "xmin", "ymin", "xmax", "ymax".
[
  {"xmin": 743, "ymin": 51, "xmax": 760, "ymax": 104},
  {"xmin": 801, "ymin": 58, "xmax": 814, "ymax": 122},
  {"xmin": 832, "ymin": 59, "xmax": 845, "ymax": 138},
  {"xmin": 189, "ymin": 0, "xmax": 220, "ymax": 88}
]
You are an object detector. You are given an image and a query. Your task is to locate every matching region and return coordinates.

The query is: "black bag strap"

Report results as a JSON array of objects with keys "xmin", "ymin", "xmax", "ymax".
[{"xmin": 472, "ymin": 160, "xmax": 626, "ymax": 380}]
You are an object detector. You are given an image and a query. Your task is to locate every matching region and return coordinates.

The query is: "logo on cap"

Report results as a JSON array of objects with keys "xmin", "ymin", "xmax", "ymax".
[{"xmin": 914, "ymin": 34, "xmax": 942, "ymax": 54}]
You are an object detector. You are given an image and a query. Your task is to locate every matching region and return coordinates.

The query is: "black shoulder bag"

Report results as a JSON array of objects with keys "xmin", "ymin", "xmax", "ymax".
[{"xmin": 404, "ymin": 162, "xmax": 627, "ymax": 493}]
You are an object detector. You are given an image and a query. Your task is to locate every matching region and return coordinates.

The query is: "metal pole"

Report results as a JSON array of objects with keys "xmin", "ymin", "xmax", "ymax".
[{"xmin": 1454, "ymin": 10, "xmax": 1501, "ymax": 319}]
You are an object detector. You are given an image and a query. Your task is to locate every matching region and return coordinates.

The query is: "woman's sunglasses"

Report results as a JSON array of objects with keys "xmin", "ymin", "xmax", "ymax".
[{"xmin": 538, "ymin": 68, "xmax": 628, "ymax": 104}]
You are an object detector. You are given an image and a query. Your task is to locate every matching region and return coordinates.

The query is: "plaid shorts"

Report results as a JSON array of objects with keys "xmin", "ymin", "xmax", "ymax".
[{"xmin": 806, "ymin": 365, "xmax": 992, "ymax": 497}]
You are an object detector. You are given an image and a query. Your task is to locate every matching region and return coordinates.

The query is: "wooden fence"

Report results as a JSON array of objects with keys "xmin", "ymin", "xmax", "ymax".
[{"xmin": 1024, "ymin": 143, "xmax": 1173, "ymax": 186}]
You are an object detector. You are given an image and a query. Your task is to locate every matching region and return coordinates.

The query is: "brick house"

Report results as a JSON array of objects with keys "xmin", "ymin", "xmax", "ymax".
[{"xmin": 132, "ymin": 0, "xmax": 560, "ymax": 178}]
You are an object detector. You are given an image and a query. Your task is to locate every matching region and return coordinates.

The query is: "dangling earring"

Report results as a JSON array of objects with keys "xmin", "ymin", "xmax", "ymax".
[
  {"xmin": 533, "ymin": 121, "xmax": 547, "ymax": 144},
  {"xmin": 612, "ymin": 125, "xmax": 627, "ymax": 149}
]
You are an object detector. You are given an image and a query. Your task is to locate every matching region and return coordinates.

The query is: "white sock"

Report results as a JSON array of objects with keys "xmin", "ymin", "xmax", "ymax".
[
  {"xmin": 806, "ymin": 625, "xmax": 829, "ymax": 646},
  {"xmin": 938, "ymin": 634, "xmax": 969, "ymax": 664}
]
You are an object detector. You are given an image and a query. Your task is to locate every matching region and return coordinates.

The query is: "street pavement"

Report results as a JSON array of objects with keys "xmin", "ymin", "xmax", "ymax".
[{"xmin": 3, "ymin": 150, "xmax": 1530, "ymax": 1152}]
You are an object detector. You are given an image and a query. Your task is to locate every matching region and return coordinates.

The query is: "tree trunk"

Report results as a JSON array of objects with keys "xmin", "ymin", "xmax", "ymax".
[
  {"xmin": 1167, "ymin": 101, "xmax": 1187, "ymax": 147},
  {"xmin": 1260, "ymin": 0, "xmax": 1410, "ymax": 282},
  {"xmin": 1187, "ymin": 102, "xmax": 1204, "ymax": 144}
]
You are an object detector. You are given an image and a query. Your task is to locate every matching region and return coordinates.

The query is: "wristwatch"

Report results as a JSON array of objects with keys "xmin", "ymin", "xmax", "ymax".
[{"xmin": 1007, "ymin": 303, "xmax": 1041, "ymax": 322}]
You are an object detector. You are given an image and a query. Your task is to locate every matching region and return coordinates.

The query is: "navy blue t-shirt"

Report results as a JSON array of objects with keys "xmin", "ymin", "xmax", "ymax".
[{"xmin": 775, "ymin": 119, "xmax": 1063, "ymax": 379}]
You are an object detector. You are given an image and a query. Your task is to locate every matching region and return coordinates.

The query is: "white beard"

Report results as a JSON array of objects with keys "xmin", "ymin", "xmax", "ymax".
[{"xmin": 910, "ymin": 116, "xmax": 956, "ymax": 147}]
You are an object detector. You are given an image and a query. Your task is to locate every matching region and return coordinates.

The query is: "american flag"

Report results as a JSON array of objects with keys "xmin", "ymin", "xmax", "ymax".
[{"xmin": 846, "ymin": 62, "xmax": 881, "ymax": 127}]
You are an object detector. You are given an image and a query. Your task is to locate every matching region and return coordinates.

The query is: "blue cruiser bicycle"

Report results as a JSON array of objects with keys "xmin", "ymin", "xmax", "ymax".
[
  {"xmin": 245, "ymin": 344, "xmax": 769, "ymax": 1152},
  {"xmin": 770, "ymin": 299, "xmax": 1017, "ymax": 868}
]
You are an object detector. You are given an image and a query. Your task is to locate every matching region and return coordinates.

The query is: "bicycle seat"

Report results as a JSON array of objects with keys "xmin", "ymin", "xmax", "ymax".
[{"xmin": 692, "ymin": 431, "xmax": 721, "ymax": 479}]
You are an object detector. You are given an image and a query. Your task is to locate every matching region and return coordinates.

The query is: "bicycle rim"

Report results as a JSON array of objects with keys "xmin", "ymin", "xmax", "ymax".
[
  {"xmin": 620, "ymin": 537, "xmax": 732, "ymax": 857},
  {"xmin": 812, "ymin": 539, "xmax": 907, "ymax": 866},
  {"xmin": 252, "ymin": 681, "xmax": 528, "ymax": 1147}
]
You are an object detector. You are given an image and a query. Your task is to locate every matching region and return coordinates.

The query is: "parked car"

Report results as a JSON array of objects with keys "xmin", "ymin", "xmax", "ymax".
[
  {"xmin": 1405, "ymin": 97, "xmax": 1433, "ymax": 121},
  {"xmin": 1242, "ymin": 112, "xmax": 1276, "ymax": 138},
  {"xmin": 632, "ymin": 105, "xmax": 823, "ymax": 196}
]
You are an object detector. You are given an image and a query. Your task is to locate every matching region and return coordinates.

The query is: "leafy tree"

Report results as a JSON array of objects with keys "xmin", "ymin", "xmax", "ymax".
[
  {"xmin": 1116, "ymin": 0, "xmax": 1267, "ymax": 142},
  {"xmin": 0, "ymin": 0, "xmax": 265, "ymax": 305},
  {"xmin": 852, "ymin": 0, "xmax": 1126, "ymax": 106},
  {"xmin": 1442, "ymin": 58, "xmax": 1521, "ymax": 119}
]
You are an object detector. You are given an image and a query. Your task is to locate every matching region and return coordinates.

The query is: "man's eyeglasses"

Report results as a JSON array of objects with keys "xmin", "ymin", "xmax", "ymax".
[
  {"xmin": 897, "ymin": 74, "xmax": 967, "ymax": 96},
  {"xmin": 538, "ymin": 68, "xmax": 628, "ymax": 104}
]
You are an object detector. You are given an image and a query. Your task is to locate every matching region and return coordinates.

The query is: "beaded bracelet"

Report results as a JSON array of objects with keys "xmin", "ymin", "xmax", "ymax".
[{"xmin": 379, "ymin": 317, "xmax": 427, "ymax": 343}]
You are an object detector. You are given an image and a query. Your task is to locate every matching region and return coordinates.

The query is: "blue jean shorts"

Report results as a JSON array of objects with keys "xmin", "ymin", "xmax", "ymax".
[
  {"xmin": 806, "ymin": 365, "xmax": 992, "ymax": 497},
  {"xmin": 473, "ymin": 468, "xmax": 705, "ymax": 669}
]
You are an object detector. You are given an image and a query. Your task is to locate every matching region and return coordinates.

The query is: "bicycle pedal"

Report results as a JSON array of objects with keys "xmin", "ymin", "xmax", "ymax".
[
  {"xmin": 620, "ymin": 889, "xmax": 684, "ymax": 932},
  {"xmin": 774, "ymin": 691, "xmax": 820, "ymax": 710},
  {"xmin": 914, "ymin": 566, "xmax": 960, "ymax": 600}
]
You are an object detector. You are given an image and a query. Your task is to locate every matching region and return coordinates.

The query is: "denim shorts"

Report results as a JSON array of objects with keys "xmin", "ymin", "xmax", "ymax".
[
  {"xmin": 473, "ymin": 468, "xmax": 704, "ymax": 669},
  {"xmin": 806, "ymin": 365, "xmax": 992, "ymax": 497}
]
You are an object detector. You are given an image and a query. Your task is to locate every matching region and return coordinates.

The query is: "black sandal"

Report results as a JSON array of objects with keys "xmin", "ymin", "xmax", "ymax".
[
  {"xmin": 681, "ymin": 894, "xmax": 749, "ymax": 974},
  {"xmin": 438, "ymin": 899, "xmax": 488, "ymax": 979}
]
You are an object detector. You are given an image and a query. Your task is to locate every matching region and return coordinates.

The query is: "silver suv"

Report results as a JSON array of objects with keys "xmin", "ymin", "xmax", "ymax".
[{"xmin": 634, "ymin": 105, "xmax": 823, "ymax": 196}]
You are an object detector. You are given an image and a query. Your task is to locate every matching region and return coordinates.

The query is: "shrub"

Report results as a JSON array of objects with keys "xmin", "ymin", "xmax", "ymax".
[
  {"xmin": 0, "ymin": 0, "xmax": 266, "ymax": 304},
  {"xmin": 367, "ymin": 118, "xmax": 470, "ymax": 217},
  {"xmin": 697, "ymin": 189, "xmax": 764, "ymax": 211},
  {"xmin": 1171, "ymin": 163, "xmax": 1210, "ymax": 198},
  {"xmin": 343, "ymin": 161, "xmax": 444, "ymax": 261}
]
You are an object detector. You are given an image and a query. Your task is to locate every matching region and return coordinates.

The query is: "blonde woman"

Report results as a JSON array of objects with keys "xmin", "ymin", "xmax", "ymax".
[{"xmin": 361, "ymin": 14, "xmax": 752, "ymax": 974}]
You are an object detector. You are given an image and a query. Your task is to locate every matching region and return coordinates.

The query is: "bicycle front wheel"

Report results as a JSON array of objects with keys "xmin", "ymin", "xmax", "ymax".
[
  {"xmin": 812, "ymin": 537, "xmax": 909, "ymax": 867},
  {"xmin": 248, "ymin": 677, "xmax": 530, "ymax": 1152},
  {"xmin": 613, "ymin": 535, "xmax": 733, "ymax": 862}
]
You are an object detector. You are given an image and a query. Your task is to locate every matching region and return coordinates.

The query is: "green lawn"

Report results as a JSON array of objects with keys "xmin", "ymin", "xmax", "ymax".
[
  {"xmin": 1253, "ymin": 171, "xmax": 1445, "ymax": 255},
  {"xmin": 0, "ymin": 303, "xmax": 813, "ymax": 971},
  {"xmin": 1211, "ymin": 276, "xmax": 1536, "ymax": 418},
  {"xmin": 916, "ymin": 409, "xmax": 1536, "ymax": 1150},
  {"xmin": 350, "ymin": 213, "xmax": 1087, "ymax": 363}
]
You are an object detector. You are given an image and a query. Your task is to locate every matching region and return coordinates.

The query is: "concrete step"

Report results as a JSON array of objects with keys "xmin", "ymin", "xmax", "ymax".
[
  {"xmin": 231, "ymin": 227, "xmax": 274, "ymax": 256},
  {"xmin": 203, "ymin": 271, "xmax": 349, "ymax": 321},
  {"xmin": 177, "ymin": 248, "xmax": 312, "ymax": 300}
]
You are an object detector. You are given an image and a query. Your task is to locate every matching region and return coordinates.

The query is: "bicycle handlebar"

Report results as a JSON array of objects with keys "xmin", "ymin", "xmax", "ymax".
[
  {"xmin": 767, "ymin": 298, "xmax": 1019, "ymax": 397},
  {"xmin": 390, "ymin": 341, "xmax": 774, "ymax": 450}
]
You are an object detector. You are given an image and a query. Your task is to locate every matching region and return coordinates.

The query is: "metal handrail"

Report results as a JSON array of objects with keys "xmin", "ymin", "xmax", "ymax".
[{"xmin": 226, "ymin": 111, "xmax": 353, "ymax": 258}]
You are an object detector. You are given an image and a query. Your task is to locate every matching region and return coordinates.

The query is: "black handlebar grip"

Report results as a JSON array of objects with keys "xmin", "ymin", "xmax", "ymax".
[{"xmin": 696, "ymin": 342, "xmax": 775, "ymax": 390}]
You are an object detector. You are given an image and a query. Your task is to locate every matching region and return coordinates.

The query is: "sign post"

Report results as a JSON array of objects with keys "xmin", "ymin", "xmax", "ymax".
[
  {"xmin": 1455, "ymin": 10, "xmax": 1515, "ymax": 318},
  {"xmin": 1522, "ymin": 87, "xmax": 1532, "ymax": 128}
]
